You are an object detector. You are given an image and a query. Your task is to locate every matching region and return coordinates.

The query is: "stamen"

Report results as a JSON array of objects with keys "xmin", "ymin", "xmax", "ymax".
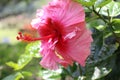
[{"xmin": 16, "ymin": 32, "xmax": 55, "ymax": 42}]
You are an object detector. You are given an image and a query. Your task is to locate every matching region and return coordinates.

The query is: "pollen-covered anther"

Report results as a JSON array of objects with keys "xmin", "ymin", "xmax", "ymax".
[{"xmin": 16, "ymin": 32, "xmax": 24, "ymax": 40}]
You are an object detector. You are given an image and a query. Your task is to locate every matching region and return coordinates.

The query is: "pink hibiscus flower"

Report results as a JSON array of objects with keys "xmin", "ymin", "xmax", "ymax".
[{"xmin": 17, "ymin": 0, "xmax": 93, "ymax": 70}]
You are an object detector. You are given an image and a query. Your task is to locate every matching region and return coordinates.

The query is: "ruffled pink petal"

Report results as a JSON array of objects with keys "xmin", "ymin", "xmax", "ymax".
[
  {"xmin": 40, "ymin": 39, "xmax": 72, "ymax": 69},
  {"xmin": 31, "ymin": 9, "xmax": 48, "ymax": 29},
  {"xmin": 56, "ymin": 23, "xmax": 92, "ymax": 66},
  {"xmin": 40, "ymin": 39, "xmax": 59, "ymax": 70},
  {"xmin": 45, "ymin": 0, "xmax": 85, "ymax": 27},
  {"xmin": 31, "ymin": 18, "xmax": 41, "ymax": 29},
  {"xmin": 40, "ymin": 49, "xmax": 59, "ymax": 70},
  {"xmin": 67, "ymin": 30, "xmax": 92, "ymax": 66}
]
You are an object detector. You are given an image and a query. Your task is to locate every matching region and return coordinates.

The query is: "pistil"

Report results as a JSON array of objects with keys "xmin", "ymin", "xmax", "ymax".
[{"xmin": 16, "ymin": 32, "xmax": 55, "ymax": 41}]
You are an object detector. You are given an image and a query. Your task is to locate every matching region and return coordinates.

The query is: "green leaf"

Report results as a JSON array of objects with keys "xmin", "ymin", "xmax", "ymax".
[
  {"xmin": 17, "ymin": 41, "xmax": 40, "ymax": 70},
  {"xmin": 98, "ymin": 1, "xmax": 120, "ymax": 17},
  {"xmin": 87, "ymin": 19, "xmax": 105, "ymax": 29},
  {"xmin": 85, "ymin": 28, "xmax": 118, "ymax": 79},
  {"xmin": 112, "ymin": 19, "xmax": 120, "ymax": 31},
  {"xmin": 92, "ymin": 67, "xmax": 112, "ymax": 80},
  {"xmin": 75, "ymin": 0, "xmax": 96, "ymax": 6},
  {"xmin": 66, "ymin": 63, "xmax": 79, "ymax": 78},
  {"xmin": 6, "ymin": 61, "xmax": 19, "ymax": 70},
  {"xmin": 15, "ymin": 72, "xmax": 24, "ymax": 80},
  {"xmin": 111, "ymin": 19, "xmax": 120, "ymax": 37},
  {"xmin": 21, "ymin": 71, "xmax": 32, "ymax": 76},
  {"xmin": 38, "ymin": 69, "xmax": 62, "ymax": 80},
  {"xmin": 2, "ymin": 74, "xmax": 15, "ymax": 80},
  {"xmin": 6, "ymin": 41, "xmax": 40, "ymax": 70},
  {"xmin": 25, "ymin": 41, "xmax": 40, "ymax": 58},
  {"xmin": 2, "ymin": 72, "xmax": 24, "ymax": 80},
  {"xmin": 86, "ymin": 44, "xmax": 117, "ymax": 80},
  {"xmin": 6, "ymin": 54, "xmax": 32, "ymax": 70},
  {"xmin": 16, "ymin": 41, "xmax": 40, "ymax": 70},
  {"xmin": 16, "ymin": 54, "xmax": 32, "ymax": 70},
  {"xmin": 95, "ymin": 0, "xmax": 112, "ymax": 8}
]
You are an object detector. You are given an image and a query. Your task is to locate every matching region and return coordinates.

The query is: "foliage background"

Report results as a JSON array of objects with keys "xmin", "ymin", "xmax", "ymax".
[{"xmin": 0, "ymin": 0, "xmax": 120, "ymax": 80}]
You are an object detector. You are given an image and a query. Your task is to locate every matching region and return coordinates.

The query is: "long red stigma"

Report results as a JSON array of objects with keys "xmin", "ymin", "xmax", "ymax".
[{"xmin": 16, "ymin": 32, "xmax": 54, "ymax": 42}]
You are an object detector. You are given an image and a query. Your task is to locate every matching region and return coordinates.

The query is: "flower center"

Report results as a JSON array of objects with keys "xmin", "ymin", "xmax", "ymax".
[
  {"xmin": 17, "ymin": 18, "xmax": 63, "ymax": 42},
  {"xmin": 37, "ymin": 18, "xmax": 63, "ymax": 41}
]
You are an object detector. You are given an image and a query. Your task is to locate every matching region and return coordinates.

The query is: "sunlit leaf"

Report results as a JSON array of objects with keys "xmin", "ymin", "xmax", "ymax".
[
  {"xmin": 6, "ymin": 55, "xmax": 32, "ymax": 70},
  {"xmin": 25, "ymin": 41, "xmax": 40, "ymax": 58},
  {"xmin": 112, "ymin": 19, "xmax": 120, "ymax": 31},
  {"xmin": 21, "ymin": 71, "xmax": 32, "ymax": 77},
  {"xmin": 92, "ymin": 67, "xmax": 111, "ymax": 80},
  {"xmin": 98, "ymin": 1, "xmax": 120, "ymax": 17},
  {"xmin": 6, "ymin": 41, "xmax": 40, "ymax": 70},
  {"xmin": 16, "ymin": 54, "xmax": 32, "ymax": 70},
  {"xmin": 75, "ymin": 0, "xmax": 96, "ymax": 6},
  {"xmin": 15, "ymin": 72, "xmax": 24, "ymax": 80},
  {"xmin": 6, "ymin": 61, "xmax": 19, "ymax": 70},
  {"xmin": 95, "ymin": 0, "xmax": 112, "ymax": 7},
  {"xmin": 38, "ymin": 69, "xmax": 62, "ymax": 80}
]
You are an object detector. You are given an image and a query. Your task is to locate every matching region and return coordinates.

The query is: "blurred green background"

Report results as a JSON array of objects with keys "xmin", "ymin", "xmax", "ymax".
[{"xmin": 0, "ymin": 0, "xmax": 62, "ymax": 80}]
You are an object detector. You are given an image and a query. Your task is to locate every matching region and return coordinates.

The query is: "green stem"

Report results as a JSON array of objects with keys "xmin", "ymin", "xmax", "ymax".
[
  {"xmin": 78, "ymin": 64, "xmax": 83, "ymax": 76},
  {"xmin": 107, "ymin": 9, "xmax": 118, "ymax": 37},
  {"xmin": 87, "ymin": 6, "xmax": 108, "ymax": 23},
  {"xmin": 92, "ymin": 6, "xmax": 108, "ymax": 23},
  {"xmin": 107, "ymin": 9, "xmax": 120, "ymax": 44}
]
